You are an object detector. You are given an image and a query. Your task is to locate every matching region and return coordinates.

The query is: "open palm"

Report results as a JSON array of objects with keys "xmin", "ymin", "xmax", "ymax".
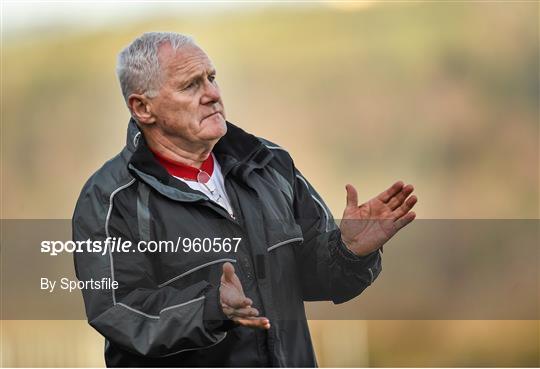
[
  {"xmin": 340, "ymin": 181, "xmax": 417, "ymax": 256},
  {"xmin": 220, "ymin": 262, "xmax": 270, "ymax": 330}
]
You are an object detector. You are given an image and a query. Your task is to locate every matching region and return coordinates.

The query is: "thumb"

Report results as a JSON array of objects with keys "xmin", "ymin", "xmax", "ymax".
[
  {"xmin": 345, "ymin": 184, "xmax": 359, "ymax": 209},
  {"xmin": 221, "ymin": 262, "xmax": 252, "ymax": 306},
  {"xmin": 222, "ymin": 262, "xmax": 235, "ymax": 282}
]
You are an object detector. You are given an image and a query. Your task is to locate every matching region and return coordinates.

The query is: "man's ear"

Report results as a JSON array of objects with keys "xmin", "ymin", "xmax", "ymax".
[{"xmin": 128, "ymin": 94, "xmax": 155, "ymax": 125}]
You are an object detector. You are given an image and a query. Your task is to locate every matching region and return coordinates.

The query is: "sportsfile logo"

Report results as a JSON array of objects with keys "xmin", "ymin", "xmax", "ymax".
[{"xmin": 40, "ymin": 237, "xmax": 242, "ymax": 256}]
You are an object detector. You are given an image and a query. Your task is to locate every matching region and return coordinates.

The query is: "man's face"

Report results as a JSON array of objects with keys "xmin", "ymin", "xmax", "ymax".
[{"xmin": 148, "ymin": 43, "xmax": 227, "ymax": 144}]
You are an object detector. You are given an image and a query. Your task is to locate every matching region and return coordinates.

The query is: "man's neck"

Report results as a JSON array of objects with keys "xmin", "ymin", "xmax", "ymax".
[{"xmin": 144, "ymin": 130, "xmax": 216, "ymax": 169}]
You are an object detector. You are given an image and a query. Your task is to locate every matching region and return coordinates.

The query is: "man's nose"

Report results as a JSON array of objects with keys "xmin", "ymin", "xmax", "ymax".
[{"xmin": 201, "ymin": 80, "xmax": 221, "ymax": 105}]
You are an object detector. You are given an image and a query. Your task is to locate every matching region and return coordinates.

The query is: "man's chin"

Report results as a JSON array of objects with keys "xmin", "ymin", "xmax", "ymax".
[{"xmin": 200, "ymin": 115, "xmax": 227, "ymax": 140}]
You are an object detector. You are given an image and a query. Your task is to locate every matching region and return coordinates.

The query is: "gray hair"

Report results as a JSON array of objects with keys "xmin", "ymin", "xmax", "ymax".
[{"xmin": 116, "ymin": 32, "xmax": 196, "ymax": 102}]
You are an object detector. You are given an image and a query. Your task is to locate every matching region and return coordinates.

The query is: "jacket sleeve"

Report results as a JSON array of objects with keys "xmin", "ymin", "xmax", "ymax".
[
  {"xmin": 72, "ymin": 180, "xmax": 232, "ymax": 358},
  {"xmin": 292, "ymin": 168, "xmax": 382, "ymax": 304}
]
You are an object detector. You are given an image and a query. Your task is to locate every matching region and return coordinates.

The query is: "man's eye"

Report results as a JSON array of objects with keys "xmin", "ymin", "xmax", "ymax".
[
  {"xmin": 208, "ymin": 74, "xmax": 216, "ymax": 83},
  {"xmin": 183, "ymin": 81, "xmax": 197, "ymax": 90}
]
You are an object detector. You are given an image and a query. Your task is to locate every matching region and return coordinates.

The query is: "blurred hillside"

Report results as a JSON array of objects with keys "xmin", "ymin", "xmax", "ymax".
[
  {"xmin": 2, "ymin": 2, "xmax": 539, "ymax": 368},
  {"xmin": 2, "ymin": 2, "xmax": 538, "ymax": 219}
]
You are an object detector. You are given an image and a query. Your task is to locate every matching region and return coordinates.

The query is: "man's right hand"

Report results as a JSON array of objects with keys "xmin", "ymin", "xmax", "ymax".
[{"xmin": 219, "ymin": 262, "xmax": 270, "ymax": 330}]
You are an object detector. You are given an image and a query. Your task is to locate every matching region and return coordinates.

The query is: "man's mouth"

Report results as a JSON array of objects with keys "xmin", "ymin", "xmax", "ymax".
[{"xmin": 203, "ymin": 111, "xmax": 222, "ymax": 120}]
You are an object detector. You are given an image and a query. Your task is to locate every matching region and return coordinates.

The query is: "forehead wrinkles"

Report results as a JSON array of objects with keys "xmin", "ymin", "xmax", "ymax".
[{"xmin": 164, "ymin": 48, "xmax": 214, "ymax": 82}]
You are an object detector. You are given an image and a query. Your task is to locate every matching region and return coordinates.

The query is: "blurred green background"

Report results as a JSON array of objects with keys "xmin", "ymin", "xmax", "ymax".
[{"xmin": 2, "ymin": 1, "xmax": 538, "ymax": 367}]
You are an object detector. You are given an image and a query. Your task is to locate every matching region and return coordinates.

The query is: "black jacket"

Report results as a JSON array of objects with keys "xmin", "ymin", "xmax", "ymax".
[{"xmin": 72, "ymin": 119, "xmax": 382, "ymax": 367}]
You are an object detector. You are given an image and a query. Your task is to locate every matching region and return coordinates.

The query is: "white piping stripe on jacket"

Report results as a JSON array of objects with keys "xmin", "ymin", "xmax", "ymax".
[
  {"xmin": 158, "ymin": 258, "xmax": 237, "ymax": 288},
  {"xmin": 296, "ymin": 174, "xmax": 330, "ymax": 232},
  {"xmin": 267, "ymin": 237, "xmax": 304, "ymax": 252},
  {"xmin": 105, "ymin": 178, "xmax": 136, "ymax": 305},
  {"xmin": 265, "ymin": 145, "xmax": 287, "ymax": 152},
  {"xmin": 132, "ymin": 131, "xmax": 141, "ymax": 147},
  {"xmin": 160, "ymin": 296, "xmax": 206, "ymax": 313},
  {"xmin": 116, "ymin": 296, "xmax": 205, "ymax": 319},
  {"xmin": 116, "ymin": 302, "xmax": 161, "ymax": 320}
]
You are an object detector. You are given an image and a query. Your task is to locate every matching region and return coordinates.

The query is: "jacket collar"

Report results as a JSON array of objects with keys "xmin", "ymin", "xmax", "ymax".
[{"xmin": 125, "ymin": 118, "xmax": 273, "ymax": 186}]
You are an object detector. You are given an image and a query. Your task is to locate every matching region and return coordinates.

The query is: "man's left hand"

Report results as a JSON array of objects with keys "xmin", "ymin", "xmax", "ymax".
[{"xmin": 340, "ymin": 181, "xmax": 417, "ymax": 257}]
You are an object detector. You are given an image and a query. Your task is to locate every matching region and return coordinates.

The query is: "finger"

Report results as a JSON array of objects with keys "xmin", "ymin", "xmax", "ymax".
[
  {"xmin": 235, "ymin": 317, "xmax": 271, "ymax": 330},
  {"xmin": 222, "ymin": 262, "xmax": 236, "ymax": 283},
  {"xmin": 222, "ymin": 263, "xmax": 248, "ymax": 298},
  {"xmin": 394, "ymin": 211, "xmax": 416, "ymax": 231},
  {"xmin": 378, "ymin": 181, "xmax": 404, "ymax": 203},
  {"xmin": 392, "ymin": 195, "xmax": 417, "ymax": 220},
  {"xmin": 228, "ymin": 306, "xmax": 260, "ymax": 319},
  {"xmin": 345, "ymin": 184, "xmax": 359, "ymax": 209},
  {"xmin": 387, "ymin": 184, "xmax": 414, "ymax": 211},
  {"xmin": 236, "ymin": 319, "xmax": 268, "ymax": 329},
  {"xmin": 222, "ymin": 295, "xmax": 252, "ymax": 309}
]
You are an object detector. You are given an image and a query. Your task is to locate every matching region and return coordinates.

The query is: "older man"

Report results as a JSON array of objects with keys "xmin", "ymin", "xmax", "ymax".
[{"xmin": 73, "ymin": 32, "xmax": 417, "ymax": 367}]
